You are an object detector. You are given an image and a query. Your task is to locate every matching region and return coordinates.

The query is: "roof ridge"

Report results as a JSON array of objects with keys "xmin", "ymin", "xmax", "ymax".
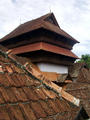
[{"xmin": 18, "ymin": 12, "xmax": 53, "ymax": 27}]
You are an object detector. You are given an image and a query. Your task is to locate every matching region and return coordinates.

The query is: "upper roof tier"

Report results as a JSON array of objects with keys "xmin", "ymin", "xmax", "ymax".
[{"xmin": 0, "ymin": 13, "xmax": 79, "ymax": 43}]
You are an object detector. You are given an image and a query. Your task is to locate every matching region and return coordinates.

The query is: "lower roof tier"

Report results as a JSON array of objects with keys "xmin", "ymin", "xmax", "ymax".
[{"xmin": 11, "ymin": 42, "xmax": 78, "ymax": 59}]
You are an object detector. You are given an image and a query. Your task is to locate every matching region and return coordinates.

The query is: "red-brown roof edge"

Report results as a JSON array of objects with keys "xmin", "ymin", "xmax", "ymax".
[{"xmin": 0, "ymin": 12, "xmax": 79, "ymax": 44}]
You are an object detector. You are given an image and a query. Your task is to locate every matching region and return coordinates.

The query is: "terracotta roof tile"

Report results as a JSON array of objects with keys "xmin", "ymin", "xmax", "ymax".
[
  {"xmin": 0, "ymin": 87, "xmax": 10, "ymax": 103},
  {"xmin": 0, "ymin": 45, "xmax": 88, "ymax": 120},
  {"xmin": 66, "ymin": 83, "xmax": 90, "ymax": 117},
  {"xmin": 6, "ymin": 105, "xmax": 24, "ymax": 120},
  {"xmin": 55, "ymin": 112, "xmax": 71, "ymax": 120},
  {"xmin": 10, "ymin": 74, "xmax": 22, "ymax": 86},
  {"xmin": 35, "ymin": 87, "xmax": 47, "ymax": 100},
  {"xmin": 30, "ymin": 101, "xmax": 47, "ymax": 119},
  {"xmin": 0, "ymin": 92, "xmax": 4, "ymax": 104},
  {"xmin": 6, "ymin": 65, "xmax": 13, "ymax": 73},
  {"xmin": 66, "ymin": 63, "xmax": 90, "ymax": 117},
  {"xmin": 23, "ymin": 87, "xmax": 39, "ymax": 101},
  {"xmin": 5, "ymin": 88, "xmax": 17, "ymax": 102},
  {"xmin": 45, "ymin": 118, "xmax": 54, "ymax": 120},
  {"xmin": 47, "ymin": 99, "xmax": 60, "ymax": 113},
  {"xmin": 5, "ymin": 73, "xmax": 16, "ymax": 86},
  {"xmin": 0, "ymin": 106, "xmax": 10, "ymax": 120},
  {"xmin": 0, "ymin": 74, "xmax": 9, "ymax": 86},
  {"xmin": 39, "ymin": 100, "xmax": 55, "ymax": 116},
  {"xmin": 56, "ymin": 98, "xmax": 71, "ymax": 112},
  {"xmin": 19, "ymin": 103, "xmax": 36, "ymax": 120},
  {"xmin": 11, "ymin": 87, "xmax": 28, "ymax": 102}
]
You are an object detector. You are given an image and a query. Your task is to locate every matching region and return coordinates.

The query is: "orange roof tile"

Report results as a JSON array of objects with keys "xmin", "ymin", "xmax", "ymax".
[{"xmin": 0, "ymin": 45, "xmax": 89, "ymax": 120}]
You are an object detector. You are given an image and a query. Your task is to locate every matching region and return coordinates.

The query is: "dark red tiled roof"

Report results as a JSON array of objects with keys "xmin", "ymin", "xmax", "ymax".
[
  {"xmin": 66, "ymin": 63, "xmax": 90, "ymax": 117},
  {"xmin": 12, "ymin": 42, "xmax": 79, "ymax": 59},
  {"xmin": 0, "ymin": 13, "xmax": 79, "ymax": 43},
  {"xmin": 0, "ymin": 45, "xmax": 84, "ymax": 120},
  {"xmin": 66, "ymin": 83, "xmax": 90, "ymax": 117}
]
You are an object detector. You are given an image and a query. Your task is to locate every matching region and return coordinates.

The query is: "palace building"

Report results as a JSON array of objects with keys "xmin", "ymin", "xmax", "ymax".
[{"xmin": 0, "ymin": 13, "xmax": 79, "ymax": 74}]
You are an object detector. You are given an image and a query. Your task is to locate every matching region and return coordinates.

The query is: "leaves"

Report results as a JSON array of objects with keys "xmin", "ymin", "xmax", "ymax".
[{"xmin": 77, "ymin": 54, "xmax": 90, "ymax": 68}]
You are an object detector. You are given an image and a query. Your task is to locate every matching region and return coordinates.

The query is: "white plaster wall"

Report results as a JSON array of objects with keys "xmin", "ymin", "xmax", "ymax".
[{"xmin": 37, "ymin": 63, "xmax": 68, "ymax": 73}]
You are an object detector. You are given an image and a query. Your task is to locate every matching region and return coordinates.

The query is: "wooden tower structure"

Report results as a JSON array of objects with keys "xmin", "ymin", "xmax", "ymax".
[{"xmin": 0, "ymin": 13, "xmax": 79, "ymax": 73}]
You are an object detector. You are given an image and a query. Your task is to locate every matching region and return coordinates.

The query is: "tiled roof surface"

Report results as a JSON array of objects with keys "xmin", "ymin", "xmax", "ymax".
[
  {"xmin": 0, "ymin": 13, "xmax": 79, "ymax": 43},
  {"xmin": 0, "ymin": 45, "xmax": 81, "ymax": 120},
  {"xmin": 66, "ymin": 83, "xmax": 90, "ymax": 117},
  {"xmin": 66, "ymin": 63, "xmax": 90, "ymax": 117}
]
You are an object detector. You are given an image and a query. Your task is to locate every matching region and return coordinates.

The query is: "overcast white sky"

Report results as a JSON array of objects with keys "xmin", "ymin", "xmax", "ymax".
[{"xmin": 0, "ymin": 0, "xmax": 90, "ymax": 57}]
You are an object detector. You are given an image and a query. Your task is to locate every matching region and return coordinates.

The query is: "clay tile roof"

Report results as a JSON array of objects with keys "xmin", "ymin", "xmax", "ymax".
[
  {"xmin": 0, "ymin": 45, "xmax": 89, "ymax": 120},
  {"xmin": 0, "ymin": 13, "xmax": 79, "ymax": 43},
  {"xmin": 66, "ymin": 63, "xmax": 90, "ymax": 117}
]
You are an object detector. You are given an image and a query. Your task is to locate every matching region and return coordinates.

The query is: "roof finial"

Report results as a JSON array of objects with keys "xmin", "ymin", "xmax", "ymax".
[
  {"xmin": 20, "ymin": 17, "xmax": 21, "ymax": 25},
  {"xmin": 49, "ymin": 5, "xmax": 52, "ymax": 13}
]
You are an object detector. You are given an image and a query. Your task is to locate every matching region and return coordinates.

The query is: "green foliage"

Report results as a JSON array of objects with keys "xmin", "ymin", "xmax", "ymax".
[{"xmin": 77, "ymin": 54, "xmax": 90, "ymax": 68}]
